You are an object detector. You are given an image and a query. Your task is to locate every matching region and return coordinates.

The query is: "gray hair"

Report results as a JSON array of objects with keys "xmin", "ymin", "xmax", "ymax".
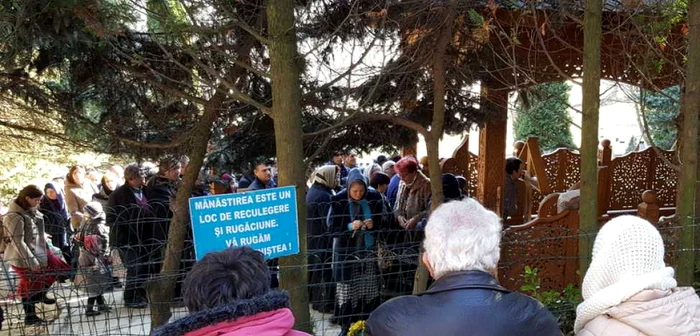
[
  {"xmin": 123, "ymin": 164, "xmax": 145, "ymax": 181},
  {"xmin": 424, "ymin": 198, "xmax": 502, "ymax": 279}
]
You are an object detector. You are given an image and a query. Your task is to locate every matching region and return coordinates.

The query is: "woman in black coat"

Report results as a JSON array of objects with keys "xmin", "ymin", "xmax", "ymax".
[
  {"xmin": 327, "ymin": 168, "xmax": 387, "ymax": 335},
  {"xmin": 305, "ymin": 165, "xmax": 338, "ymax": 313},
  {"xmin": 39, "ymin": 183, "xmax": 72, "ymax": 265}
]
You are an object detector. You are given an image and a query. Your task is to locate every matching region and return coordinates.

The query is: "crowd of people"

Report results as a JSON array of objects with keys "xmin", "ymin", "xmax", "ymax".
[
  {"xmin": 1, "ymin": 150, "xmax": 699, "ymax": 336},
  {"xmin": 151, "ymin": 200, "xmax": 700, "ymax": 336}
]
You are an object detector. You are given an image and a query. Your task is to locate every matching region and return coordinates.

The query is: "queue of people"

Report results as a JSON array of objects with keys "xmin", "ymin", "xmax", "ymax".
[{"xmin": 2, "ymin": 150, "xmax": 700, "ymax": 336}]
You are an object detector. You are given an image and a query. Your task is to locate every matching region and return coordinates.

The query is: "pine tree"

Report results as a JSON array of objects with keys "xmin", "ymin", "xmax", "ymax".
[
  {"xmin": 514, "ymin": 82, "xmax": 576, "ymax": 152},
  {"xmin": 626, "ymin": 135, "xmax": 639, "ymax": 153},
  {"xmin": 642, "ymin": 86, "xmax": 680, "ymax": 150}
]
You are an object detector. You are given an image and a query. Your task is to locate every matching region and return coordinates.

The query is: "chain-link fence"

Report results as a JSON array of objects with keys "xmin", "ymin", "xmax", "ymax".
[{"xmin": 0, "ymin": 201, "xmax": 697, "ymax": 336}]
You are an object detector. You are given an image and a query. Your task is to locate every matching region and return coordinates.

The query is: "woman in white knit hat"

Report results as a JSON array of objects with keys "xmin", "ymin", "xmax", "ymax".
[{"xmin": 575, "ymin": 215, "xmax": 700, "ymax": 335}]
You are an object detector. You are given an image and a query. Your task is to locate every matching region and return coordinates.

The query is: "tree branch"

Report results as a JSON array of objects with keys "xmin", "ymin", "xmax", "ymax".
[{"xmin": 302, "ymin": 103, "xmax": 429, "ymax": 138}]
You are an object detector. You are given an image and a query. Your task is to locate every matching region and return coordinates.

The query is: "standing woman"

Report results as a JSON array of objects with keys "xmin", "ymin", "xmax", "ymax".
[
  {"xmin": 306, "ymin": 165, "xmax": 338, "ymax": 313},
  {"xmin": 39, "ymin": 183, "xmax": 72, "ymax": 265},
  {"xmin": 3, "ymin": 185, "xmax": 69, "ymax": 325},
  {"xmin": 64, "ymin": 165, "xmax": 99, "ymax": 231},
  {"xmin": 394, "ymin": 157, "xmax": 431, "ymax": 230},
  {"xmin": 327, "ymin": 168, "xmax": 386, "ymax": 335}
]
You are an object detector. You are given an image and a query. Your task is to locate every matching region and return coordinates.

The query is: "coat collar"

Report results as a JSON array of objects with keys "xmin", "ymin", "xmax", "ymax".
[
  {"xmin": 152, "ymin": 290, "xmax": 291, "ymax": 336},
  {"xmin": 423, "ymin": 270, "xmax": 509, "ymax": 296}
]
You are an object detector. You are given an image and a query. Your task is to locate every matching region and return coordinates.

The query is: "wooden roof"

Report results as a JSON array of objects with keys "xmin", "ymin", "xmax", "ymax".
[{"xmin": 475, "ymin": 9, "xmax": 685, "ymax": 90}]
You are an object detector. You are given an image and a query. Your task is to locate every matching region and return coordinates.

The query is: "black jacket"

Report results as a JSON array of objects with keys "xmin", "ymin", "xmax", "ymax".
[
  {"xmin": 366, "ymin": 270, "xmax": 562, "ymax": 336},
  {"xmin": 145, "ymin": 175, "xmax": 177, "ymax": 241},
  {"xmin": 106, "ymin": 184, "xmax": 150, "ymax": 248}
]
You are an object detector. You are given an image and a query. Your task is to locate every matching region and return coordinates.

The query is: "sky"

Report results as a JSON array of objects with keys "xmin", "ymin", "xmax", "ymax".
[{"xmin": 359, "ymin": 79, "xmax": 645, "ymax": 166}]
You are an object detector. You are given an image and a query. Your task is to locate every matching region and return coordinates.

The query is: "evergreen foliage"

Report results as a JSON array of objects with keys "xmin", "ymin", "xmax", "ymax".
[
  {"xmin": 514, "ymin": 82, "xmax": 576, "ymax": 152},
  {"xmin": 642, "ymin": 86, "xmax": 679, "ymax": 150}
]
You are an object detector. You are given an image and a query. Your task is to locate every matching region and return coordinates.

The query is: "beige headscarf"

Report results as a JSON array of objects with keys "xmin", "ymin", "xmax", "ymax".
[{"xmin": 312, "ymin": 165, "xmax": 338, "ymax": 189}]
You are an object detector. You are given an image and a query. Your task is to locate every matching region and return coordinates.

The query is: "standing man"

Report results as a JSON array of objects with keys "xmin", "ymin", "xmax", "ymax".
[
  {"xmin": 246, "ymin": 159, "xmax": 279, "ymax": 288},
  {"xmin": 502, "ymin": 157, "xmax": 539, "ymax": 221},
  {"xmin": 107, "ymin": 164, "xmax": 151, "ymax": 308},
  {"xmin": 345, "ymin": 151, "xmax": 358, "ymax": 170},
  {"xmin": 145, "ymin": 156, "xmax": 182, "ymax": 274},
  {"xmin": 248, "ymin": 160, "xmax": 274, "ymax": 190},
  {"xmin": 330, "ymin": 151, "xmax": 349, "ymax": 190}
]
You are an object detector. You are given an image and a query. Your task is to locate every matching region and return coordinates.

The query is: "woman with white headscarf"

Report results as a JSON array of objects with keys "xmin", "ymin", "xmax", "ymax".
[
  {"xmin": 305, "ymin": 165, "xmax": 338, "ymax": 313},
  {"xmin": 575, "ymin": 215, "xmax": 700, "ymax": 335}
]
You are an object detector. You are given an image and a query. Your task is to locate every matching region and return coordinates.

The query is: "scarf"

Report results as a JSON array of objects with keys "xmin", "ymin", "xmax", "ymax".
[
  {"xmin": 347, "ymin": 198, "xmax": 374, "ymax": 248},
  {"xmin": 363, "ymin": 164, "xmax": 381, "ymax": 180},
  {"xmin": 41, "ymin": 183, "xmax": 68, "ymax": 221},
  {"xmin": 574, "ymin": 216, "xmax": 677, "ymax": 333}
]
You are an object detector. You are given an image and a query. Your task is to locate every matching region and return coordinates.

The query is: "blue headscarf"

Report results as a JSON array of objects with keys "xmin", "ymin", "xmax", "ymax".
[{"xmin": 346, "ymin": 168, "xmax": 374, "ymax": 248}]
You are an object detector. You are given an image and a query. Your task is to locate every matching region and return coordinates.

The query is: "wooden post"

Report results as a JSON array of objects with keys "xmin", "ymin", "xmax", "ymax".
[
  {"xmin": 477, "ymin": 85, "xmax": 508, "ymax": 212},
  {"xmin": 637, "ymin": 190, "xmax": 660, "ymax": 224},
  {"xmin": 597, "ymin": 166, "xmax": 610, "ymax": 217},
  {"xmin": 597, "ymin": 140, "xmax": 612, "ymax": 217},
  {"xmin": 452, "ymin": 135, "xmax": 470, "ymax": 177}
]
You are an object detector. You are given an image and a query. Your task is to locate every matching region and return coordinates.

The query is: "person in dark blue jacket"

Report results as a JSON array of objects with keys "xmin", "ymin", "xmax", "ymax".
[
  {"xmin": 248, "ymin": 161, "xmax": 275, "ymax": 191},
  {"xmin": 386, "ymin": 173, "xmax": 401, "ymax": 208},
  {"xmin": 366, "ymin": 198, "xmax": 561, "ymax": 336},
  {"xmin": 327, "ymin": 168, "xmax": 387, "ymax": 335},
  {"xmin": 305, "ymin": 165, "xmax": 338, "ymax": 313}
]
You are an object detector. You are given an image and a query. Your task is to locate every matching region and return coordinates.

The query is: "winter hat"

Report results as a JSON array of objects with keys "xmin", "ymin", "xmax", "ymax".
[
  {"xmin": 574, "ymin": 215, "xmax": 677, "ymax": 333},
  {"xmin": 83, "ymin": 202, "xmax": 105, "ymax": 219}
]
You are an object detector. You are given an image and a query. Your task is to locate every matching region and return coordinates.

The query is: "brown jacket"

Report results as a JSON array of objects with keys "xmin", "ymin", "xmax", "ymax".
[
  {"xmin": 578, "ymin": 287, "xmax": 700, "ymax": 336},
  {"xmin": 394, "ymin": 171, "xmax": 431, "ymax": 222},
  {"xmin": 64, "ymin": 180, "xmax": 99, "ymax": 230}
]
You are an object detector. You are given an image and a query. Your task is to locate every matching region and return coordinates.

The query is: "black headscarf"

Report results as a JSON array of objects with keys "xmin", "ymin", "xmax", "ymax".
[{"xmin": 40, "ymin": 183, "xmax": 69, "ymax": 221}]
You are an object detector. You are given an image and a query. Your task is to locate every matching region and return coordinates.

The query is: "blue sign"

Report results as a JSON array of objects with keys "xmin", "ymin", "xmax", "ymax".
[{"xmin": 189, "ymin": 186, "xmax": 300, "ymax": 260}]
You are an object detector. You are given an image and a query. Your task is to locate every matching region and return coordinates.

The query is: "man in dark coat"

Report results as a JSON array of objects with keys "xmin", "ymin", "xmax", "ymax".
[
  {"xmin": 145, "ymin": 156, "xmax": 190, "ymax": 300},
  {"xmin": 106, "ymin": 164, "xmax": 150, "ymax": 308},
  {"xmin": 247, "ymin": 160, "xmax": 279, "ymax": 288},
  {"xmin": 248, "ymin": 161, "xmax": 275, "ymax": 190},
  {"xmin": 329, "ymin": 151, "xmax": 349, "ymax": 191},
  {"xmin": 366, "ymin": 198, "xmax": 561, "ymax": 336},
  {"xmin": 145, "ymin": 156, "xmax": 181, "ymax": 242}
]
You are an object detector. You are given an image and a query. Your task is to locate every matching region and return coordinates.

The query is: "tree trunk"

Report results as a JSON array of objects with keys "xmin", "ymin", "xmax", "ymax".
[
  {"xmin": 147, "ymin": 93, "xmax": 223, "ymax": 330},
  {"xmin": 413, "ymin": 1, "xmax": 455, "ymax": 295},
  {"xmin": 579, "ymin": 0, "xmax": 603, "ymax": 280},
  {"xmin": 677, "ymin": 0, "xmax": 700, "ymax": 286},
  {"xmin": 267, "ymin": 0, "xmax": 311, "ymax": 331}
]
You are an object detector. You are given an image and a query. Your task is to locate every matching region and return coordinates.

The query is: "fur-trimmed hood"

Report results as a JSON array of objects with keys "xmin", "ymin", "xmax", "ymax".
[{"xmin": 152, "ymin": 291, "xmax": 310, "ymax": 336}]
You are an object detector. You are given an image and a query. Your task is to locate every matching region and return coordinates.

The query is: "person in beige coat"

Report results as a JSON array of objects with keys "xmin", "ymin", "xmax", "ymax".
[
  {"xmin": 575, "ymin": 215, "xmax": 700, "ymax": 335},
  {"xmin": 2, "ymin": 185, "xmax": 70, "ymax": 325},
  {"xmin": 64, "ymin": 165, "xmax": 99, "ymax": 230}
]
